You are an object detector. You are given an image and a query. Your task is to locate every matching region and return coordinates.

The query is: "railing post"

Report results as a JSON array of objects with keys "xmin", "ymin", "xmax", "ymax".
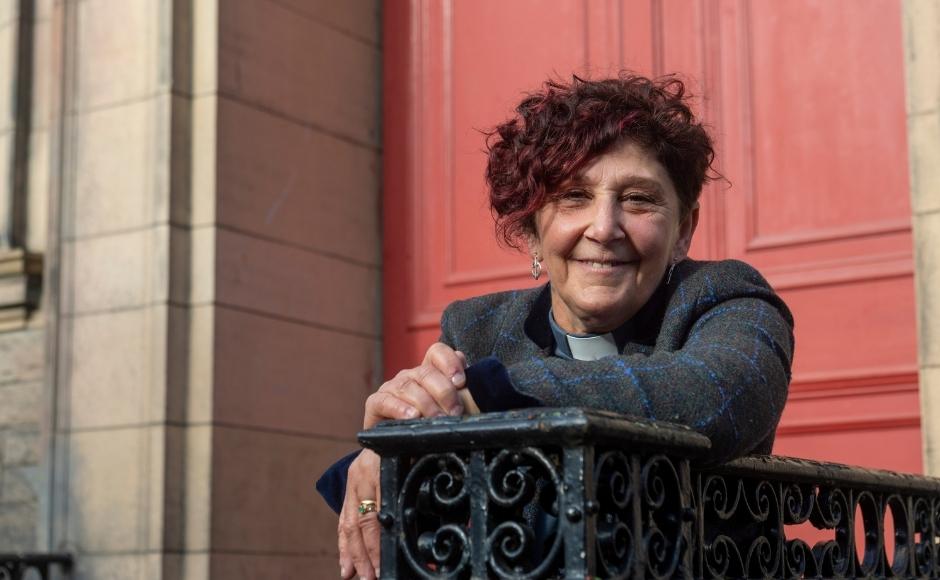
[
  {"xmin": 560, "ymin": 445, "xmax": 594, "ymax": 578},
  {"xmin": 378, "ymin": 455, "xmax": 401, "ymax": 577},
  {"xmin": 468, "ymin": 450, "xmax": 488, "ymax": 579}
]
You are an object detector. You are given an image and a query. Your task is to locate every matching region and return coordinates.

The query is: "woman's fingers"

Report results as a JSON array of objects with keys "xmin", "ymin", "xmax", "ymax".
[
  {"xmin": 362, "ymin": 452, "xmax": 383, "ymax": 572},
  {"xmin": 364, "ymin": 391, "xmax": 419, "ymax": 429},
  {"xmin": 340, "ymin": 490, "xmax": 374, "ymax": 579},
  {"xmin": 409, "ymin": 364, "xmax": 463, "ymax": 416},
  {"xmin": 424, "ymin": 342, "xmax": 467, "ymax": 387},
  {"xmin": 337, "ymin": 519, "xmax": 351, "ymax": 578},
  {"xmin": 338, "ymin": 450, "xmax": 384, "ymax": 579},
  {"xmin": 362, "ymin": 343, "xmax": 469, "ymax": 429}
]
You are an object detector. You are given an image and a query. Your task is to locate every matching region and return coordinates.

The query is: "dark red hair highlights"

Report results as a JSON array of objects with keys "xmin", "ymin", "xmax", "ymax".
[{"xmin": 485, "ymin": 72, "xmax": 716, "ymax": 248}]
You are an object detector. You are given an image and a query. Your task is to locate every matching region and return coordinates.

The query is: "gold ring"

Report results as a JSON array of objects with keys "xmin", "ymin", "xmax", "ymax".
[{"xmin": 358, "ymin": 499, "xmax": 378, "ymax": 515}]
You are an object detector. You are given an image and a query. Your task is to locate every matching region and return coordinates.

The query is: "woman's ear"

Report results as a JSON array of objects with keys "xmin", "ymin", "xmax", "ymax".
[
  {"xmin": 525, "ymin": 231, "xmax": 541, "ymax": 260},
  {"xmin": 673, "ymin": 203, "xmax": 700, "ymax": 262}
]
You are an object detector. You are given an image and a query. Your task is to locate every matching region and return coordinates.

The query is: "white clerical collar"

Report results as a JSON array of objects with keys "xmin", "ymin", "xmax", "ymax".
[
  {"xmin": 566, "ymin": 332, "xmax": 619, "ymax": 360},
  {"xmin": 548, "ymin": 309, "xmax": 620, "ymax": 361}
]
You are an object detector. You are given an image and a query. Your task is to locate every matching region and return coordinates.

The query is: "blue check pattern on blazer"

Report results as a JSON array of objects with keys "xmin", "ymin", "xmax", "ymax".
[{"xmin": 442, "ymin": 259, "xmax": 795, "ymax": 464}]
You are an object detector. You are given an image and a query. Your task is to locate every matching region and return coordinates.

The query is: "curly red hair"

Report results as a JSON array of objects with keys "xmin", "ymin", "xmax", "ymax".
[{"xmin": 485, "ymin": 72, "xmax": 716, "ymax": 248}]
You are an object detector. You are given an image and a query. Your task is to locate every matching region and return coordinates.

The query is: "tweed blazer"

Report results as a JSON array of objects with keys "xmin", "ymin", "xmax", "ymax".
[{"xmin": 441, "ymin": 258, "xmax": 795, "ymax": 464}]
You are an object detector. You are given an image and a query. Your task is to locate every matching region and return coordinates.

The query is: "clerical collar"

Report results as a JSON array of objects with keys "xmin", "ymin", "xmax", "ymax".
[{"xmin": 548, "ymin": 310, "xmax": 620, "ymax": 361}]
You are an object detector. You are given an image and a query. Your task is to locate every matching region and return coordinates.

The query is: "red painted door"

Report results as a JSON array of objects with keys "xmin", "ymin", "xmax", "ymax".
[{"xmin": 383, "ymin": 0, "xmax": 919, "ymax": 473}]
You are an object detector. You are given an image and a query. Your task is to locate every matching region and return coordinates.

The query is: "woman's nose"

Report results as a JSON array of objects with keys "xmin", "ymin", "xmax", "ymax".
[{"xmin": 584, "ymin": 202, "xmax": 625, "ymax": 243}]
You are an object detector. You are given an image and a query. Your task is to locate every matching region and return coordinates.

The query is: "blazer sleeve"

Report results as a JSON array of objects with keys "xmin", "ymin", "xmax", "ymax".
[{"xmin": 441, "ymin": 264, "xmax": 794, "ymax": 464}]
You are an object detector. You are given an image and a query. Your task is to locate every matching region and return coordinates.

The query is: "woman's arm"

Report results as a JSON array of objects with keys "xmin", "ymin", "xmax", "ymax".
[
  {"xmin": 441, "ymin": 262, "xmax": 794, "ymax": 464},
  {"xmin": 507, "ymin": 296, "xmax": 790, "ymax": 462}
]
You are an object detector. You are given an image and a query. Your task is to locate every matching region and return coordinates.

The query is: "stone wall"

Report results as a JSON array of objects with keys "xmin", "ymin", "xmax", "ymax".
[
  {"xmin": 905, "ymin": 0, "xmax": 940, "ymax": 475},
  {"xmin": 0, "ymin": 0, "xmax": 381, "ymax": 578}
]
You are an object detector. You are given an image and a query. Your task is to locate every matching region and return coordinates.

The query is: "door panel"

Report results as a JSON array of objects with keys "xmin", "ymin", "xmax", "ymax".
[{"xmin": 383, "ymin": 0, "xmax": 918, "ymax": 472}]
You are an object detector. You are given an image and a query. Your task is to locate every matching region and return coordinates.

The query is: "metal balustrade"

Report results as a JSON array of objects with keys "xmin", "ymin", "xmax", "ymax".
[
  {"xmin": 359, "ymin": 408, "xmax": 940, "ymax": 579},
  {"xmin": 0, "ymin": 553, "xmax": 72, "ymax": 580}
]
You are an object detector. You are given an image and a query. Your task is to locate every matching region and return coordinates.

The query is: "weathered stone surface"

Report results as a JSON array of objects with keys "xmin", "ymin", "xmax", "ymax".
[
  {"xmin": 212, "ymin": 553, "xmax": 341, "ymax": 580},
  {"xmin": 27, "ymin": 129, "xmax": 50, "ymax": 251},
  {"xmin": 73, "ymin": 96, "xmax": 171, "ymax": 237},
  {"xmin": 70, "ymin": 226, "xmax": 169, "ymax": 313},
  {"xmin": 274, "ymin": 0, "xmax": 380, "ymax": 45},
  {"xmin": 908, "ymin": 110, "xmax": 940, "ymax": 216},
  {"xmin": 2, "ymin": 428, "xmax": 40, "ymax": 465},
  {"xmin": 923, "ymin": 365, "xmax": 940, "ymax": 475},
  {"xmin": 67, "ymin": 426, "xmax": 168, "ymax": 552},
  {"xmin": 211, "ymin": 426, "xmax": 353, "ymax": 554},
  {"xmin": 69, "ymin": 307, "xmax": 168, "ymax": 429},
  {"xmin": 0, "ymin": 2, "xmax": 17, "ymax": 26},
  {"xmin": 76, "ymin": 0, "xmax": 170, "ymax": 110},
  {"xmin": 1, "ymin": 465, "xmax": 38, "ymax": 502},
  {"xmin": 0, "ymin": 501, "xmax": 36, "ymax": 551},
  {"xmin": 215, "ymin": 228, "xmax": 380, "ymax": 337},
  {"xmin": 0, "ymin": 21, "xmax": 15, "ymax": 133},
  {"xmin": 0, "ymin": 328, "xmax": 44, "ymax": 383},
  {"xmin": 915, "ymin": 210, "xmax": 940, "ymax": 368},
  {"xmin": 0, "ymin": 132, "xmax": 11, "ymax": 216},
  {"xmin": 0, "ymin": 382, "xmax": 41, "ymax": 426},
  {"xmin": 904, "ymin": 0, "xmax": 940, "ymax": 116},
  {"xmin": 214, "ymin": 305, "xmax": 378, "ymax": 438},
  {"xmin": 218, "ymin": 97, "xmax": 381, "ymax": 265},
  {"xmin": 219, "ymin": 0, "xmax": 380, "ymax": 146},
  {"xmin": 30, "ymin": 18, "xmax": 54, "ymax": 131},
  {"xmin": 71, "ymin": 553, "xmax": 163, "ymax": 580},
  {"xmin": 169, "ymin": 224, "xmax": 215, "ymax": 306}
]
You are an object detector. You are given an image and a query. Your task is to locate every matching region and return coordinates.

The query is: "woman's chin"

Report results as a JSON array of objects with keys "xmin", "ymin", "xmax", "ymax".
[{"xmin": 569, "ymin": 300, "xmax": 636, "ymax": 332}]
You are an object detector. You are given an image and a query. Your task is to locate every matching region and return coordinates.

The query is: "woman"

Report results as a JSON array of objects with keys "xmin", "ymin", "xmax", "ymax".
[{"xmin": 321, "ymin": 73, "xmax": 794, "ymax": 579}]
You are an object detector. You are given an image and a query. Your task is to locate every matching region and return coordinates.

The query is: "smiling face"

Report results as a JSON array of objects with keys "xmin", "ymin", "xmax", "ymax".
[{"xmin": 530, "ymin": 140, "xmax": 699, "ymax": 334}]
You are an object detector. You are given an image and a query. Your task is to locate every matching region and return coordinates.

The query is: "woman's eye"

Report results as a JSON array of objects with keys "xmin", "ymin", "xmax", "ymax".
[
  {"xmin": 559, "ymin": 190, "xmax": 589, "ymax": 202},
  {"xmin": 623, "ymin": 192, "xmax": 656, "ymax": 205}
]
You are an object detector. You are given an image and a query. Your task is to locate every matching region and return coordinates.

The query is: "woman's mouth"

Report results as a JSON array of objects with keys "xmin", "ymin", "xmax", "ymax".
[{"xmin": 575, "ymin": 259, "xmax": 629, "ymax": 271}]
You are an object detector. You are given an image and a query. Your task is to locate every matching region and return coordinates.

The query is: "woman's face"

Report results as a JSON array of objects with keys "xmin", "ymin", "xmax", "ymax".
[{"xmin": 531, "ymin": 140, "xmax": 698, "ymax": 334}]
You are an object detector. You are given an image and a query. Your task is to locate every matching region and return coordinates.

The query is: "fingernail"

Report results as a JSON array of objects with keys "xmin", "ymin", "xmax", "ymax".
[
  {"xmin": 339, "ymin": 566, "xmax": 346, "ymax": 577},
  {"xmin": 451, "ymin": 372, "xmax": 465, "ymax": 386},
  {"xmin": 449, "ymin": 405, "xmax": 464, "ymax": 416},
  {"xmin": 404, "ymin": 407, "xmax": 419, "ymax": 419}
]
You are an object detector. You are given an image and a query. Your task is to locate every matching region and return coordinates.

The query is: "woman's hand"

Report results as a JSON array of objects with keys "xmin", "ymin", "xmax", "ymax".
[
  {"xmin": 338, "ymin": 449, "xmax": 381, "ymax": 579},
  {"xmin": 363, "ymin": 343, "xmax": 470, "ymax": 429}
]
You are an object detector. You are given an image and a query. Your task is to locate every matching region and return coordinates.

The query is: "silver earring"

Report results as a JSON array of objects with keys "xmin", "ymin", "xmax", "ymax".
[
  {"xmin": 531, "ymin": 256, "xmax": 542, "ymax": 280},
  {"xmin": 666, "ymin": 261, "xmax": 677, "ymax": 285}
]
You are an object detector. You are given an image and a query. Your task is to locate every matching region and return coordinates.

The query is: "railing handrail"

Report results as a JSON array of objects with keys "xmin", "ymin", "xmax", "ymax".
[
  {"xmin": 0, "ymin": 552, "xmax": 73, "ymax": 579},
  {"xmin": 360, "ymin": 406, "xmax": 711, "ymax": 455},
  {"xmin": 716, "ymin": 454, "xmax": 940, "ymax": 495}
]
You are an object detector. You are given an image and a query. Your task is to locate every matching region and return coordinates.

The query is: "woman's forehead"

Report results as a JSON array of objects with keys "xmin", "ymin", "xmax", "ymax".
[{"xmin": 569, "ymin": 141, "xmax": 675, "ymax": 191}]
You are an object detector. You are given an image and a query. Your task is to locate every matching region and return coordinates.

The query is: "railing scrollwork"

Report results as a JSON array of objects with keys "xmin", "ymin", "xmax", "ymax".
[{"xmin": 360, "ymin": 408, "xmax": 940, "ymax": 578}]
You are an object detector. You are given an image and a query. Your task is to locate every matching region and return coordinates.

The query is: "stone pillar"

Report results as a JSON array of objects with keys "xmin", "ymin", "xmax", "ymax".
[
  {"xmin": 39, "ymin": 0, "xmax": 381, "ymax": 578},
  {"xmin": 0, "ymin": 0, "xmax": 54, "ymax": 552},
  {"xmin": 208, "ymin": 0, "xmax": 382, "ymax": 575},
  {"xmin": 44, "ymin": 0, "xmax": 200, "ymax": 575},
  {"xmin": 904, "ymin": 0, "xmax": 940, "ymax": 475}
]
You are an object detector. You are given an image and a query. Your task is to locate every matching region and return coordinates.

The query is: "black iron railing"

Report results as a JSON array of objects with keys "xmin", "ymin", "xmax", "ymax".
[
  {"xmin": 359, "ymin": 408, "xmax": 940, "ymax": 579},
  {"xmin": 0, "ymin": 553, "xmax": 72, "ymax": 580}
]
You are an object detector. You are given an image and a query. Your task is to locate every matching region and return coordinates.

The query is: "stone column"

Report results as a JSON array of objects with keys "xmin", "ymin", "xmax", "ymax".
[
  {"xmin": 904, "ymin": 0, "xmax": 940, "ymax": 475},
  {"xmin": 208, "ymin": 0, "xmax": 382, "ymax": 575},
  {"xmin": 41, "ymin": 0, "xmax": 381, "ymax": 578},
  {"xmin": 44, "ymin": 0, "xmax": 203, "ymax": 575},
  {"xmin": 0, "ymin": 0, "xmax": 53, "ymax": 552}
]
